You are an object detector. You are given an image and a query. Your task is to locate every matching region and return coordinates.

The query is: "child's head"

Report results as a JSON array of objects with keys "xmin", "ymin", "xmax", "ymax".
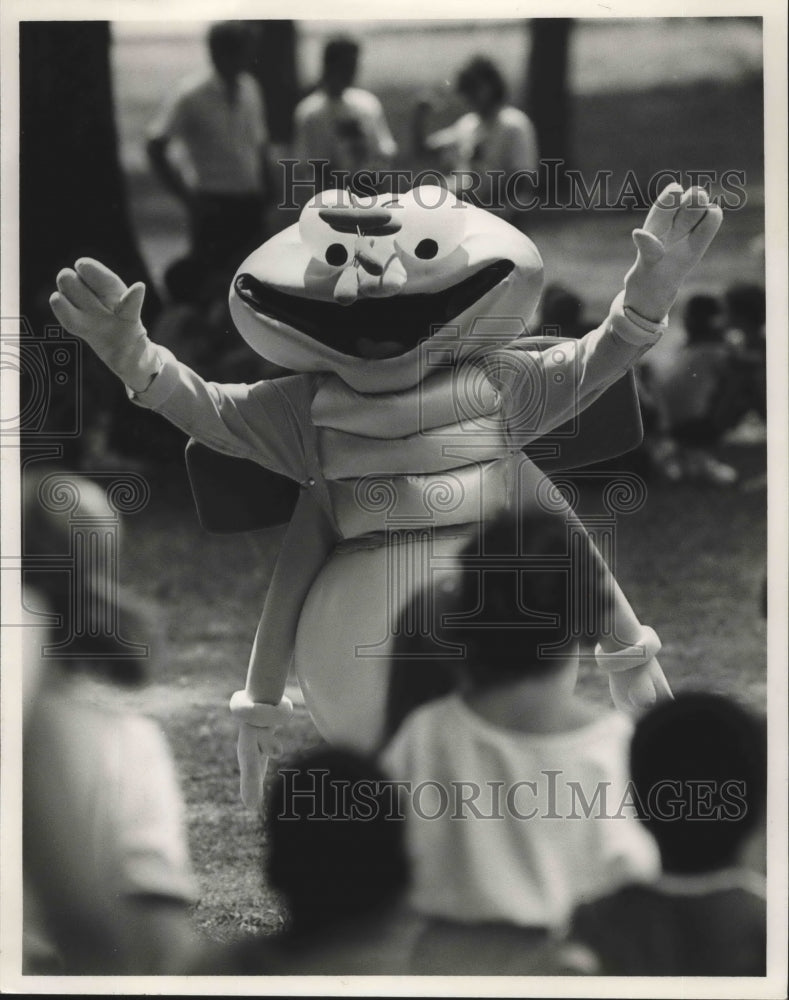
[
  {"xmin": 724, "ymin": 282, "xmax": 766, "ymax": 344},
  {"xmin": 630, "ymin": 692, "xmax": 766, "ymax": 874},
  {"xmin": 683, "ymin": 294, "xmax": 725, "ymax": 344},
  {"xmin": 266, "ymin": 746, "xmax": 409, "ymax": 938},
  {"xmin": 442, "ymin": 508, "xmax": 582, "ymax": 690},
  {"xmin": 22, "ymin": 467, "xmax": 155, "ymax": 686}
]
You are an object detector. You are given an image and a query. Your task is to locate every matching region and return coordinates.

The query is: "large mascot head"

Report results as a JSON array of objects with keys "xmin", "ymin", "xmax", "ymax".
[{"xmin": 230, "ymin": 186, "xmax": 544, "ymax": 393}]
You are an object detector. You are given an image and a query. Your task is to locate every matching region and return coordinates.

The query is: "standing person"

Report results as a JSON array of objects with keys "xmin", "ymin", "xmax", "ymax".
[
  {"xmin": 413, "ymin": 55, "xmax": 539, "ymax": 219},
  {"xmin": 292, "ymin": 35, "xmax": 397, "ymax": 199},
  {"xmin": 147, "ymin": 21, "xmax": 269, "ymax": 283}
]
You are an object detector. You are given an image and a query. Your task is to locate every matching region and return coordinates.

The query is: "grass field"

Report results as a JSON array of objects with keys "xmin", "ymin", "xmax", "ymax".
[{"xmin": 69, "ymin": 17, "xmax": 769, "ymax": 948}]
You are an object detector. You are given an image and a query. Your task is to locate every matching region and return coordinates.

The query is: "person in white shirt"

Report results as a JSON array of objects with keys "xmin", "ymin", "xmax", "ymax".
[
  {"xmin": 380, "ymin": 508, "xmax": 659, "ymax": 934},
  {"xmin": 292, "ymin": 36, "xmax": 397, "ymax": 200},
  {"xmin": 147, "ymin": 21, "xmax": 269, "ymax": 278},
  {"xmin": 414, "ymin": 55, "xmax": 539, "ymax": 220}
]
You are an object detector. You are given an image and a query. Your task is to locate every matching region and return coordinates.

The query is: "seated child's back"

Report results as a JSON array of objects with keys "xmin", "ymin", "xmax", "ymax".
[
  {"xmin": 380, "ymin": 509, "xmax": 659, "ymax": 930},
  {"xmin": 568, "ymin": 691, "xmax": 767, "ymax": 976}
]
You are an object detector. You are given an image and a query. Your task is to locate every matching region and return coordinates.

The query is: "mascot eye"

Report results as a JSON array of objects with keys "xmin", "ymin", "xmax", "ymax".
[
  {"xmin": 299, "ymin": 190, "xmax": 356, "ymax": 267},
  {"xmin": 394, "ymin": 185, "xmax": 467, "ymax": 262},
  {"xmin": 326, "ymin": 243, "xmax": 349, "ymax": 266},
  {"xmin": 415, "ymin": 239, "xmax": 438, "ymax": 260}
]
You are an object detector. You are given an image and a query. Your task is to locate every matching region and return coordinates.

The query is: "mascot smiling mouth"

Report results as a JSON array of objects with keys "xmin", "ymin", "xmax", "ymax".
[{"xmin": 234, "ymin": 259, "xmax": 516, "ymax": 359}]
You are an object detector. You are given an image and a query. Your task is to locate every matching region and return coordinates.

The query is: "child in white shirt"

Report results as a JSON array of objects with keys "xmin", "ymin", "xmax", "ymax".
[{"xmin": 380, "ymin": 508, "xmax": 659, "ymax": 931}]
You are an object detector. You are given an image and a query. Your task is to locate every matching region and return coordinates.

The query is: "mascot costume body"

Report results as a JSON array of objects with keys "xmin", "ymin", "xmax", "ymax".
[{"xmin": 51, "ymin": 183, "xmax": 722, "ymax": 811}]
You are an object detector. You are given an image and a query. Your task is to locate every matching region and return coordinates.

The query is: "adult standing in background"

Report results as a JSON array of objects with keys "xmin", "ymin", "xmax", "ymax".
[
  {"xmin": 293, "ymin": 35, "xmax": 397, "ymax": 199},
  {"xmin": 413, "ymin": 55, "xmax": 539, "ymax": 220},
  {"xmin": 147, "ymin": 21, "xmax": 269, "ymax": 282}
]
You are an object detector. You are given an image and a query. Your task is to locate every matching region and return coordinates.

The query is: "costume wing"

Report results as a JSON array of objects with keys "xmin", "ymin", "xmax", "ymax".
[
  {"xmin": 523, "ymin": 368, "xmax": 643, "ymax": 473},
  {"xmin": 185, "ymin": 439, "xmax": 301, "ymax": 533}
]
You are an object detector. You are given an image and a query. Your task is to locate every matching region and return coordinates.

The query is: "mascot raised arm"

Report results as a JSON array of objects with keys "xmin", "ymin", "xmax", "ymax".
[{"xmin": 51, "ymin": 183, "xmax": 722, "ymax": 811}]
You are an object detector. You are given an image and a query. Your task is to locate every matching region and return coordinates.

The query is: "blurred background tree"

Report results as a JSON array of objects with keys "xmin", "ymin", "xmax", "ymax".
[
  {"xmin": 249, "ymin": 20, "xmax": 301, "ymax": 148},
  {"xmin": 20, "ymin": 21, "xmax": 160, "ymax": 330},
  {"xmin": 524, "ymin": 18, "xmax": 574, "ymax": 197}
]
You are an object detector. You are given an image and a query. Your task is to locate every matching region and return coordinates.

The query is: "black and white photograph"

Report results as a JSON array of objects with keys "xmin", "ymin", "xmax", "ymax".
[{"xmin": 1, "ymin": 1, "xmax": 786, "ymax": 995}]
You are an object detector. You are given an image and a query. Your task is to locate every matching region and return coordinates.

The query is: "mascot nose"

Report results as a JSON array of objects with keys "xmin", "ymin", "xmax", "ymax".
[
  {"xmin": 354, "ymin": 237, "xmax": 388, "ymax": 276},
  {"xmin": 333, "ymin": 237, "xmax": 407, "ymax": 304}
]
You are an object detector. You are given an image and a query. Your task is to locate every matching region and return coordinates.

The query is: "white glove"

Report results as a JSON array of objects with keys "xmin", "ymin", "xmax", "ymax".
[
  {"xmin": 50, "ymin": 258, "xmax": 160, "ymax": 393},
  {"xmin": 230, "ymin": 691, "xmax": 294, "ymax": 813},
  {"xmin": 624, "ymin": 184, "xmax": 723, "ymax": 324},
  {"xmin": 596, "ymin": 627, "xmax": 673, "ymax": 715}
]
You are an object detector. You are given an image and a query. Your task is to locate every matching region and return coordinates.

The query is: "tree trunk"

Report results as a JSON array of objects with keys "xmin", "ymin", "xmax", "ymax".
[
  {"xmin": 524, "ymin": 18, "xmax": 574, "ymax": 195},
  {"xmin": 19, "ymin": 21, "xmax": 167, "ymax": 462},
  {"xmin": 20, "ymin": 21, "xmax": 160, "ymax": 327},
  {"xmin": 249, "ymin": 20, "xmax": 301, "ymax": 147}
]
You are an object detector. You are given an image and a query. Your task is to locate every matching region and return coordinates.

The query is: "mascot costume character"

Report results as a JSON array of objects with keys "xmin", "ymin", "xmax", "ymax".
[{"xmin": 51, "ymin": 182, "xmax": 722, "ymax": 811}]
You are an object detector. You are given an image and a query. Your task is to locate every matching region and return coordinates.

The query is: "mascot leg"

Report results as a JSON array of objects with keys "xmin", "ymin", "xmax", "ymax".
[
  {"xmin": 570, "ymin": 512, "xmax": 673, "ymax": 713},
  {"xmin": 231, "ymin": 491, "xmax": 335, "ymax": 811},
  {"xmin": 522, "ymin": 458, "xmax": 672, "ymax": 715}
]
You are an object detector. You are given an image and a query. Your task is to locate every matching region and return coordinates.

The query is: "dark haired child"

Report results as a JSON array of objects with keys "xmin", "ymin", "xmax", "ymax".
[
  {"xmin": 567, "ymin": 691, "xmax": 767, "ymax": 975},
  {"xmin": 379, "ymin": 509, "xmax": 659, "ymax": 936},
  {"xmin": 200, "ymin": 746, "xmax": 419, "ymax": 975}
]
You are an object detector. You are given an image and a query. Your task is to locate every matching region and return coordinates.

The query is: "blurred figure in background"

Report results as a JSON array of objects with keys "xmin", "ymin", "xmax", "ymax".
[
  {"xmin": 293, "ymin": 36, "xmax": 397, "ymax": 199},
  {"xmin": 537, "ymin": 283, "xmax": 598, "ymax": 340},
  {"xmin": 147, "ymin": 21, "xmax": 269, "ymax": 286},
  {"xmin": 724, "ymin": 282, "xmax": 767, "ymax": 428},
  {"xmin": 149, "ymin": 254, "xmax": 228, "ymax": 379},
  {"xmin": 149, "ymin": 254, "xmax": 278, "ymax": 384},
  {"xmin": 413, "ymin": 55, "xmax": 538, "ymax": 221},
  {"xmin": 568, "ymin": 692, "xmax": 767, "ymax": 975},
  {"xmin": 21, "ymin": 469, "xmax": 199, "ymax": 975},
  {"xmin": 655, "ymin": 294, "xmax": 741, "ymax": 485}
]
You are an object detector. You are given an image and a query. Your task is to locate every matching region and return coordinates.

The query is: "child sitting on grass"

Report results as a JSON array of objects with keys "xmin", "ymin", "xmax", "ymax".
[
  {"xmin": 567, "ymin": 691, "xmax": 767, "ymax": 976},
  {"xmin": 196, "ymin": 746, "xmax": 420, "ymax": 975},
  {"xmin": 379, "ymin": 507, "xmax": 660, "ymax": 939}
]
